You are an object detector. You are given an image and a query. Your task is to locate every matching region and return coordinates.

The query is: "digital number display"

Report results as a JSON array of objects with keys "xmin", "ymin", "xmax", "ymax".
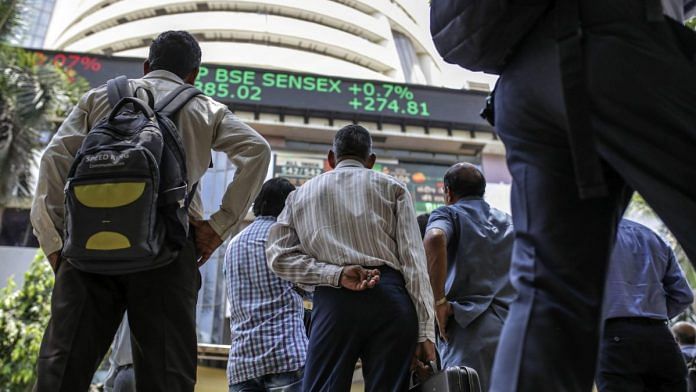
[
  {"xmin": 27, "ymin": 48, "xmax": 492, "ymax": 131},
  {"xmin": 36, "ymin": 52, "xmax": 104, "ymax": 71},
  {"xmin": 195, "ymin": 66, "xmax": 435, "ymax": 119}
]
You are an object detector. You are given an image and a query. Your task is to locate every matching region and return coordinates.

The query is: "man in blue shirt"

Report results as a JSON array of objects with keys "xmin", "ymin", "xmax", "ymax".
[
  {"xmin": 224, "ymin": 178, "xmax": 307, "ymax": 392},
  {"xmin": 423, "ymin": 163, "xmax": 515, "ymax": 391},
  {"xmin": 598, "ymin": 219, "xmax": 693, "ymax": 391}
]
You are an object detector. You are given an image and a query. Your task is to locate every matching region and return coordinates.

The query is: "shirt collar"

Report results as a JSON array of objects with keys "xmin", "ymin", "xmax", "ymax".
[
  {"xmin": 255, "ymin": 215, "xmax": 277, "ymax": 222},
  {"xmin": 335, "ymin": 159, "xmax": 366, "ymax": 169},
  {"xmin": 455, "ymin": 196, "xmax": 484, "ymax": 204},
  {"xmin": 143, "ymin": 70, "xmax": 186, "ymax": 84}
]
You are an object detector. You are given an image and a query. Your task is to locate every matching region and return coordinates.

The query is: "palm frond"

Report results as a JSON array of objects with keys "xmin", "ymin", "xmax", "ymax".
[
  {"xmin": 0, "ymin": 47, "xmax": 87, "ymax": 204},
  {"xmin": 0, "ymin": 0, "xmax": 23, "ymax": 43}
]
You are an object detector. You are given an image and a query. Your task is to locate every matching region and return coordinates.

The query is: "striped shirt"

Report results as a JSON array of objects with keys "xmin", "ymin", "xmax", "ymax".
[
  {"xmin": 225, "ymin": 216, "xmax": 307, "ymax": 384},
  {"xmin": 266, "ymin": 159, "xmax": 436, "ymax": 342}
]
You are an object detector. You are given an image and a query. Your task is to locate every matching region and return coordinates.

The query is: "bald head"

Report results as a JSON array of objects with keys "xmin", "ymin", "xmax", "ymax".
[
  {"xmin": 443, "ymin": 162, "xmax": 486, "ymax": 204},
  {"xmin": 672, "ymin": 322, "xmax": 696, "ymax": 346}
]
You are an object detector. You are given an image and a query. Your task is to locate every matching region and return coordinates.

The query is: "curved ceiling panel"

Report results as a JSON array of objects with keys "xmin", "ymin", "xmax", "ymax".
[
  {"xmin": 62, "ymin": 12, "xmax": 399, "ymax": 74},
  {"xmin": 56, "ymin": 0, "xmax": 387, "ymax": 49},
  {"xmin": 116, "ymin": 42, "xmax": 390, "ymax": 80}
]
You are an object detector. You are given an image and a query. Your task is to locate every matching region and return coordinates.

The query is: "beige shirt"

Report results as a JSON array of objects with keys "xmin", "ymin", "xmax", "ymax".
[
  {"xmin": 31, "ymin": 70, "xmax": 271, "ymax": 256},
  {"xmin": 266, "ymin": 159, "xmax": 436, "ymax": 342}
]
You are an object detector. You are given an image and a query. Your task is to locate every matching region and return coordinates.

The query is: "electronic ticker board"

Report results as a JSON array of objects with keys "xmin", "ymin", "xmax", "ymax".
[{"xmin": 28, "ymin": 48, "xmax": 492, "ymax": 131}]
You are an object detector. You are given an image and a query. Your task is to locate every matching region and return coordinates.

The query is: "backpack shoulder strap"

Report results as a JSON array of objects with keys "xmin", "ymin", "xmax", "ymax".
[
  {"xmin": 106, "ymin": 76, "xmax": 132, "ymax": 108},
  {"xmin": 155, "ymin": 84, "xmax": 203, "ymax": 118},
  {"xmin": 154, "ymin": 84, "xmax": 203, "ymax": 210}
]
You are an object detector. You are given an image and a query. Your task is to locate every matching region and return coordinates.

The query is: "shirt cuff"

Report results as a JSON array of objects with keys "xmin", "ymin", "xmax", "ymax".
[
  {"xmin": 36, "ymin": 227, "xmax": 63, "ymax": 258},
  {"xmin": 209, "ymin": 210, "xmax": 235, "ymax": 240},
  {"xmin": 323, "ymin": 264, "xmax": 344, "ymax": 287},
  {"xmin": 418, "ymin": 320, "xmax": 436, "ymax": 343}
]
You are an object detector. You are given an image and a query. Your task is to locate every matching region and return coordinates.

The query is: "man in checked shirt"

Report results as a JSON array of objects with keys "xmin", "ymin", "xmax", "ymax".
[
  {"xmin": 225, "ymin": 178, "xmax": 307, "ymax": 392},
  {"xmin": 267, "ymin": 124, "xmax": 436, "ymax": 392}
]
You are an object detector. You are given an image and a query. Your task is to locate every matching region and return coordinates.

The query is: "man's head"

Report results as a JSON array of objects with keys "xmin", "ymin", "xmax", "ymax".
[
  {"xmin": 417, "ymin": 213, "xmax": 430, "ymax": 239},
  {"xmin": 328, "ymin": 124, "xmax": 376, "ymax": 169},
  {"xmin": 443, "ymin": 162, "xmax": 486, "ymax": 205},
  {"xmin": 672, "ymin": 322, "xmax": 696, "ymax": 346},
  {"xmin": 144, "ymin": 31, "xmax": 202, "ymax": 84},
  {"xmin": 252, "ymin": 177, "xmax": 296, "ymax": 218}
]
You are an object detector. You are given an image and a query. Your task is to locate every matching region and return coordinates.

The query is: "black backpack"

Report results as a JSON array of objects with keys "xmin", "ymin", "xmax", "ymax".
[
  {"xmin": 430, "ymin": 0, "xmax": 551, "ymax": 74},
  {"xmin": 62, "ymin": 76, "xmax": 202, "ymax": 274}
]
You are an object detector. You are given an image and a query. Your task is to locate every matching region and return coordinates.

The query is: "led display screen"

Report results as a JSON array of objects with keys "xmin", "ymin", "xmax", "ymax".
[{"xmin": 29, "ymin": 48, "xmax": 492, "ymax": 131}]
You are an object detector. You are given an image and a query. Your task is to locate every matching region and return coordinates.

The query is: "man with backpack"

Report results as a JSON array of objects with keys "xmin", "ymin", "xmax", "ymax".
[
  {"xmin": 430, "ymin": 0, "xmax": 696, "ymax": 391},
  {"xmin": 30, "ymin": 30, "xmax": 271, "ymax": 392}
]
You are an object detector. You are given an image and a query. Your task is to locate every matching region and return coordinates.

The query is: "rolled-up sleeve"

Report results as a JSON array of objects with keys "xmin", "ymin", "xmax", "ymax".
[
  {"xmin": 30, "ymin": 93, "xmax": 91, "ymax": 256},
  {"xmin": 208, "ymin": 110, "xmax": 271, "ymax": 239},
  {"xmin": 395, "ymin": 185, "xmax": 436, "ymax": 342},
  {"xmin": 266, "ymin": 191, "xmax": 344, "ymax": 287}
]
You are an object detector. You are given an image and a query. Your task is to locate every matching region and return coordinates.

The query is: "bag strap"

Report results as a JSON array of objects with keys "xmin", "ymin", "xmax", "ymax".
[
  {"xmin": 108, "ymin": 97, "xmax": 155, "ymax": 122},
  {"xmin": 155, "ymin": 84, "xmax": 203, "ymax": 118},
  {"xmin": 153, "ymin": 84, "xmax": 203, "ymax": 210},
  {"xmin": 106, "ymin": 75, "xmax": 132, "ymax": 108},
  {"xmin": 134, "ymin": 86, "xmax": 155, "ymax": 108},
  {"xmin": 555, "ymin": 0, "xmax": 663, "ymax": 199},
  {"xmin": 186, "ymin": 181, "xmax": 199, "ymax": 209},
  {"xmin": 555, "ymin": 1, "xmax": 608, "ymax": 199}
]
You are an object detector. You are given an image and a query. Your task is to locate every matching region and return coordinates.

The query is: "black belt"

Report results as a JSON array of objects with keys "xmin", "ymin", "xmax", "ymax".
[{"xmin": 606, "ymin": 317, "xmax": 667, "ymax": 325}]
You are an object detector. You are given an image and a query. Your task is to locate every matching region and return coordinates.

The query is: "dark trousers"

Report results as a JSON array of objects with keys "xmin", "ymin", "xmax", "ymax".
[
  {"xmin": 597, "ymin": 318, "xmax": 687, "ymax": 392},
  {"xmin": 489, "ymin": 2, "xmax": 696, "ymax": 392},
  {"xmin": 35, "ymin": 241, "xmax": 200, "ymax": 392},
  {"xmin": 439, "ymin": 306, "xmax": 507, "ymax": 392},
  {"xmin": 303, "ymin": 266, "xmax": 418, "ymax": 392}
]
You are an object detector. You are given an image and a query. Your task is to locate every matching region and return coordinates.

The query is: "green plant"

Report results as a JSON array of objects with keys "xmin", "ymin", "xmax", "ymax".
[
  {"xmin": 686, "ymin": 17, "xmax": 696, "ymax": 30},
  {"xmin": 0, "ymin": 46, "xmax": 87, "ymax": 207},
  {"xmin": 0, "ymin": 250, "xmax": 53, "ymax": 391}
]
